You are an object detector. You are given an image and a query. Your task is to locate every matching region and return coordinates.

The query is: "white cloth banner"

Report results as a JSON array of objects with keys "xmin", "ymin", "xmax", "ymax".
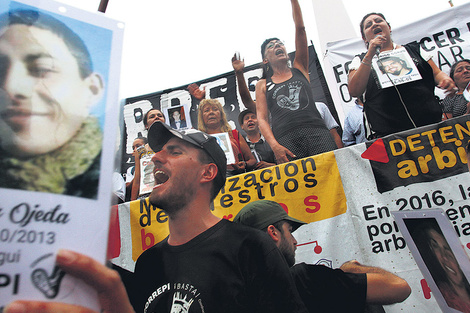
[{"xmin": 112, "ymin": 115, "xmax": 470, "ymax": 312}]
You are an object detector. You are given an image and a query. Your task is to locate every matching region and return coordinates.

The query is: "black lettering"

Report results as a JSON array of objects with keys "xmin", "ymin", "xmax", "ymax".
[
  {"xmin": 10, "ymin": 203, "xmax": 30, "ymax": 226},
  {"xmin": 454, "ymin": 222, "xmax": 461, "ymax": 237},
  {"xmin": 372, "ymin": 241, "xmax": 384, "ymax": 253},
  {"xmin": 156, "ymin": 210, "xmax": 168, "ymax": 223},
  {"xmin": 300, "ymin": 158, "xmax": 316, "ymax": 172},
  {"xmin": 139, "ymin": 200, "xmax": 153, "ymax": 227},
  {"xmin": 344, "ymin": 61, "xmax": 352, "ymax": 75},
  {"xmin": 220, "ymin": 194, "xmax": 233, "ymax": 208},
  {"xmin": 260, "ymin": 169, "xmax": 273, "ymax": 183},
  {"xmin": 393, "ymin": 234, "xmax": 406, "ymax": 250},
  {"xmin": 384, "ymin": 238, "xmax": 392, "ymax": 251},
  {"xmin": 433, "ymin": 31, "xmax": 449, "ymax": 48},
  {"xmin": 284, "ymin": 163, "xmax": 298, "ymax": 177},
  {"xmin": 9, "ymin": 203, "xmax": 69, "ymax": 227},
  {"xmin": 228, "ymin": 177, "xmax": 241, "ymax": 192},
  {"xmin": 275, "ymin": 166, "xmax": 281, "ymax": 180},
  {"xmin": 462, "ymin": 222, "xmax": 470, "ymax": 235},
  {"xmin": 446, "ymin": 208, "xmax": 459, "ymax": 220},
  {"xmin": 303, "ymin": 173, "xmax": 317, "ymax": 188},
  {"xmin": 437, "ymin": 50, "xmax": 452, "ymax": 69},
  {"xmin": 243, "ymin": 173, "xmax": 257, "ymax": 187},
  {"xmin": 269, "ymin": 182, "xmax": 278, "ymax": 197},
  {"xmin": 377, "ymin": 206, "xmax": 390, "ymax": 219},
  {"xmin": 332, "ymin": 64, "xmax": 344, "ymax": 83},
  {"xmin": 255, "ymin": 183, "xmax": 265, "ymax": 199},
  {"xmin": 363, "ymin": 205, "xmax": 377, "ymax": 221},
  {"xmin": 284, "ymin": 179, "xmax": 298, "ymax": 193},
  {"xmin": 450, "ymin": 45, "xmax": 464, "ymax": 63},
  {"xmin": 420, "ymin": 37, "xmax": 434, "ymax": 51},
  {"xmin": 459, "ymin": 204, "xmax": 470, "ymax": 218},
  {"xmin": 0, "ymin": 274, "xmax": 10, "ymax": 288},
  {"xmin": 380, "ymin": 222, "xmax": 393, "ymax": 234},
  {"xmin": 446, "ymin": 28, "xmax": 463, "ymax": 45},
  {"xmin": 339, "ymin": 83, "xmax": 352, "ymax": 103},
  {"xmin": 239, "ymin": 190, "xmax": 251, "ymax": 204}
]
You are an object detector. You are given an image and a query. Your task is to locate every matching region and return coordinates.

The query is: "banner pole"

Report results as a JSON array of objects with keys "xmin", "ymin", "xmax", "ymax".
[{"xmin": 98, "ymin": 0, "xmax": 109, "ymax": 13}]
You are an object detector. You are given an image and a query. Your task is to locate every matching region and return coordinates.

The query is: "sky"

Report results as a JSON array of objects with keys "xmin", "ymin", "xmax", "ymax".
[{"xmin": 54, "ymin": 0, "xmax": 470, "ymax": 100}]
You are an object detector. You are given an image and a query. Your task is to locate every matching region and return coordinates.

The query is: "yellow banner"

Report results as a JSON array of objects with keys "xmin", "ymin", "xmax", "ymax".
[
  {"xmin": 129, "ymin": 199, "xmax": 169, "ymax": 261},
  {"xmin": 213, "ymin": 151, "xmax": 347, "ymax": 222},
  {"xmin": 129, "ymin": 151, "xmax": 347, "ymax": 260}
]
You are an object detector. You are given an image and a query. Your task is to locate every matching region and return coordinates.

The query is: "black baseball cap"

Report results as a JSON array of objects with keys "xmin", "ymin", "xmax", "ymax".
[
  {"xmin": 234, "ymin": 200, "xmax": 306, "ymax": 231},
  {"xmin": 148, "ymin": 121, "xmax": 227, "ymax": 193},
  {"xmin": 238, "ymin": 109, "xmax": 255, "ymax": 126}
]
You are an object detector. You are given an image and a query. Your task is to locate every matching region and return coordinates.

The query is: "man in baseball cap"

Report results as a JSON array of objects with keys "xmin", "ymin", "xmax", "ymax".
[
  {"xmin": 234, "ymin": 200, "xmax": 411, "ymax": 313},
  {"xmin": 126, "ymin": 122, "xmax": 308, "ymax": 313},
  {"xmin": 147, "ymin": 121, "xmax": 227, "ymax": 197}
]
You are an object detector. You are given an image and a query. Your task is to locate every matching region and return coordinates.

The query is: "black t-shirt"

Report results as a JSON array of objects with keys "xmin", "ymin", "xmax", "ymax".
[
  {"xmin": 130, "ymin": 219, "xmax": 308, "ymax": 313},
  {"xmin": 361, "ymin": 42, "xmax": 441, "ymax": 137},
  {"xmin": 291, "ymin": 262, "xmax": 367, "ymax": 313}
]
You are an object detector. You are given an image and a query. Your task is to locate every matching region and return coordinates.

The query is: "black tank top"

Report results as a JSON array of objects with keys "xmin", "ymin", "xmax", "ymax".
[{"xmin": 266, "ymin": 68, "xmax": 327, "ymax": 138}]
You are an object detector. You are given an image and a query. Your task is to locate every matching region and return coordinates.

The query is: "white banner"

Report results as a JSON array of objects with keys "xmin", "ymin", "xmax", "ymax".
[{"xmin": 112, "ymin": 115, "xmax": 470, "ymax": 312}]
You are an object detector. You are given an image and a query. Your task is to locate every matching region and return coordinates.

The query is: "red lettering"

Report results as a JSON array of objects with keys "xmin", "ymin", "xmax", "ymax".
[
  {"xmin": 141, "ymin": 228, "xmax": 155, "ymax": 251},
  {"xmin": 421, "ymin": 279, "xmax": 432, "ymax": 299},
  {"xmin": 304, "ymin": 195, "xmax": 321, "ymax": 213}
]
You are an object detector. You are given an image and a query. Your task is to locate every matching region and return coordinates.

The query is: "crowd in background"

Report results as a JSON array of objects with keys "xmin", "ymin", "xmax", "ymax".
[{"xmin": 120, "ymin": 51, "xmax": 470, "ymax": 202}]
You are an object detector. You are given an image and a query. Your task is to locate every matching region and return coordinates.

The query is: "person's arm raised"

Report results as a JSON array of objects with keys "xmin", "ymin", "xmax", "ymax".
[
  {"xmin": 291, "ymin": 0, "xmax": 308, "ymax": 77},
  {"xmin": 348, "ymin": 36, "xmax": 385, "ymax": 97},
  {"xmin": 232, "ymin": 53, "xmax": 257, "ymax": 113}
]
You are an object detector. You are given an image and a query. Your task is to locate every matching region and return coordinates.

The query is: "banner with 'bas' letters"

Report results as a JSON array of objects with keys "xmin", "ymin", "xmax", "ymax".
[{"xmin": 111, "ymin": 115, "xmax": 470, "ymax": 312}]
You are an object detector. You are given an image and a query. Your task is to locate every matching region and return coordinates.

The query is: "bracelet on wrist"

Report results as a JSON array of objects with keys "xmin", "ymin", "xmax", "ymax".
[{"xmin": 361, "ymin": 60, "xmax": 372, "ymax": 66}]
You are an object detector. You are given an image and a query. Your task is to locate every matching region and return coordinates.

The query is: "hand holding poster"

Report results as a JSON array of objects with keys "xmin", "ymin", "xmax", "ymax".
[{"xmin": 0, "ymin": 0, "xmax": 124, "ymax": 311}]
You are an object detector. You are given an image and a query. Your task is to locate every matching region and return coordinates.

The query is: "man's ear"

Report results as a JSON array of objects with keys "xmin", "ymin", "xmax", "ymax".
[
  {"xmin": 266, "ymin": 225, "xmax": 281, "ymax": 242},
  {"xmin": 84, "ymin": 73, "xmax": 104, "ymax": 107},
  {"xmin": 200, "ymin": 163, "xmax": 218, "ymax": 184}
]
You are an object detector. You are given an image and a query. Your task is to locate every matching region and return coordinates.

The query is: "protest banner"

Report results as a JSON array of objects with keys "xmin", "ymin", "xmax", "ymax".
[
  {"xmin": 111, "ymin": 115, "xmax": 470, "ymax": 312},
  {"xmin": 0, "ymin": 0, "xmax": 124, "ymax": 310}
]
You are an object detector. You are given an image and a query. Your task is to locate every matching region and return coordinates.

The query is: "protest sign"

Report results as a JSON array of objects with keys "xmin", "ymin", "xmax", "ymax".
[{"xmin": 0, "ymin": 0, "xmax": 124, "ymax": 310}]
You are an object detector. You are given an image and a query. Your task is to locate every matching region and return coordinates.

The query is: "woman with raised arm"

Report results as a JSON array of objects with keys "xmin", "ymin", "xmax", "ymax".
[
  {"xmin": 348, "ymin": 13, "xmax": 456, "ymax": 139},
  {"xmin": 255, "ymin": 0, "xmax": 336, "ymax": 164}
]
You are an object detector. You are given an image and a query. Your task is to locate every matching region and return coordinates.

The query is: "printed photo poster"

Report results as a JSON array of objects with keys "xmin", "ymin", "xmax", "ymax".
[
  {"xmin": 373, "ymin": 47, "xmax": 422, "ymax": 89},
  {"xmin": 139, "ymin": 154, "xmax": 155, "ymax": 196},
  {"xmin": 166, "ymin": 104, "xmax": 191, "ymax": 131},
  {"xmin": 0, "ymin": 0, "xmax": 124, "ymax": 311},
  {"xmin": 393, "ymin": 209, "xmax": 470, "ymax": 313},
  {"xmin": 212, "ymin": 132, "xmax": 236, "ymax": 164}
]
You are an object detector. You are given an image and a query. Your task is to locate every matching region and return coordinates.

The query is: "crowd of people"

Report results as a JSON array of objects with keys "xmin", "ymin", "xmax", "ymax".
[
  {"xmin": 121, "ymin": 9, "xmax": 470, "ymax": 200},
  {"xmin": 3, "ymin": 0, "xmax": 470, "ymax": 312}
]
